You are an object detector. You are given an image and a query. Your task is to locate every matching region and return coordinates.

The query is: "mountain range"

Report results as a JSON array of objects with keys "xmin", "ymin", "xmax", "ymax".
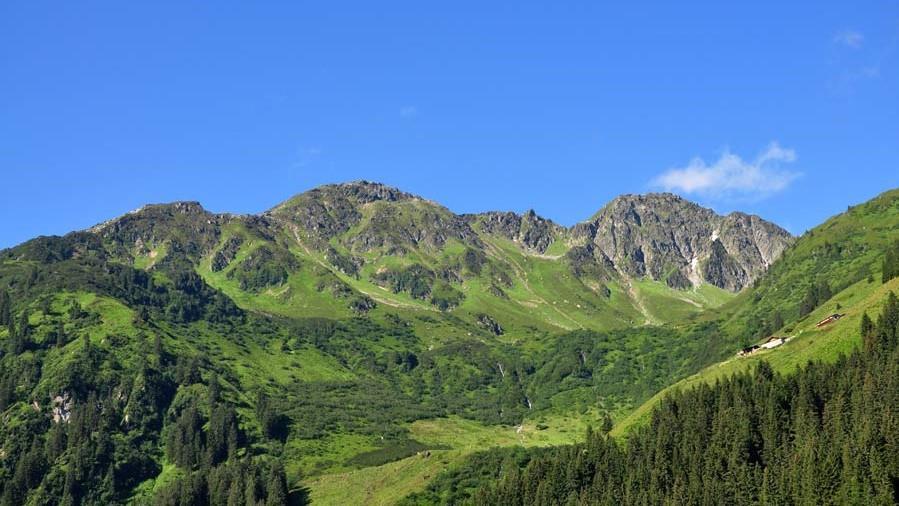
[
  {"xmin": 1, "ymin": 182, "xmax": 897, "ymax": 506},
  {"xmin": 87, "ymin": 181, "xmax": 793, "ymax": 333}
]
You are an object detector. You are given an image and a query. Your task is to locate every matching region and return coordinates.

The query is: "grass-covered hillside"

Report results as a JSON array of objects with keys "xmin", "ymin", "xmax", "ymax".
[{"xmin": 0, "ymin": 181, "xmax": 826, "ymax": 505}]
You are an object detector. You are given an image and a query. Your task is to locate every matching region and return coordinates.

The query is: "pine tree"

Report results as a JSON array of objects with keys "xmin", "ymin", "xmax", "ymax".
[
  {"xmin": 46, "ymin": 422, "xmax": 67, "ymax": 461},
  {"xmin": 771, "ymin": 311, "xmax": 784, "ymax": 332},
  {"xmin": 601, "ymin": 413, "xmax": 614, "ymax": 434},
  {"xmin": 244, "ymin": 471, "xmax": 259, "ymax": 506},
  {"xmin": 68, "ymin": 301, "xmax": 83, "ymax": 321},
  {"xmin": 166, "ymin": 398, "xmax": 205, "ymax": 469},
  {"xmin": 7, "ymin": 310, "xmax": 28, "ymax": 355},
  {"xmin": 153, "ymin": 333, "xmax": 163, "ymax": 360},
  {"xmin": 176, "ymin": 356, "xmax": 201, "ymax": 385},
  {"xmin": 860, "ymin": 312, "xmax": 875, "ymax": 352},
  {"xmin": 208, "ymin": 372, "xmax": 221, "ymax": 406},
  {"xmin": 17, "ymin": 309, "xmax": 30, "ymax": 349},
  {"xmin": 56, "ymin": 320, "xmax": 66, "ymax": 348},
  {"xmin": 266, "ymin": 461, "xmax": 288, "ymax": 506},
  {"xmin": 799, "ymin": 289, "xmax": 817, "ymax": 317},
  {"xmin": 256, "ymin": 391, "xmax": 288, "ymax": 441},
  {"xmin": 882, "ymin": 241, "xmax": 899, "ymax": 283},
  {"xmin": 0, "ymin": 289, "xmax": 10, "ymax": 327},
  {"xmin": 207, "ymin": 405, "xmax": 240, "ymax": 466},
  {"xmin": 817, "ymin": 280, "xmax": 833, "ymax": 304},
  {"xmin": 227, "ymin": 480, "xmax": 243, "ymax": 506}
]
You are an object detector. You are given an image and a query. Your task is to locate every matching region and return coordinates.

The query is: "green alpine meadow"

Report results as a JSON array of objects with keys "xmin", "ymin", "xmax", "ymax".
[{"xmin": 2, "ymin": 181, "xmax": 898, "ymax": 505}]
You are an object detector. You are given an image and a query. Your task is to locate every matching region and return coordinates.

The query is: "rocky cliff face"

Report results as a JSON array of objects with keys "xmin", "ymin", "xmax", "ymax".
[
  {"xmin": 573, "ymin": 193, "xmax": 792, "ymax": 291},
  {"xmin": 464, "ymin": 210, "xmax": 565, "ymax": 254}
]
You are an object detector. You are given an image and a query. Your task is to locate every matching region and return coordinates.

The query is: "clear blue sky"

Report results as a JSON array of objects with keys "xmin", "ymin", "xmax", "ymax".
[{"xmin": 2, "ymin": 1, "xmax": 898, "ymax": 248}]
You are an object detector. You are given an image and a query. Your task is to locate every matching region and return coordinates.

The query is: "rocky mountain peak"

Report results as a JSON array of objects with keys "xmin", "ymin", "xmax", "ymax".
[
  {"xmin": 579, "ymin": 192, "xmax": 792, "ymax": 291},
  {"xmin": 89, "ymin": 201, "xmax": 213, "ymax": 233},
  {"xmin": 266, "ymin": 181, "xmax": 478, "ymax": 252},
  {"xmin": 464, "ymin": 209, "xmax": 564, "ymax": 253},
  {"xmin": 310, "ymin": 180, "xmax": 417, "ymax": 204},
  {"xmin": 270, "ymin": 181, "xmax": 418, "ymax": 214}
]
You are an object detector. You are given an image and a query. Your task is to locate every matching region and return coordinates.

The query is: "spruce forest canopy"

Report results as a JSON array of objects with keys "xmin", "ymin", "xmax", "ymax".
[{"xmin": 1, "ymin": 181, "xmax": 899, "ymax": 505}]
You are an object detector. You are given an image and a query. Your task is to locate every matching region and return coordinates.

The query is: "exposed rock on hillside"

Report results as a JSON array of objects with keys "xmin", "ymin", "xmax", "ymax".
[
  {"xmin": 91, "ymin": 201, "xmax": 225, "ymax": 264},
  {"xmin": 465, "ymin": 210, "xmax": 564, "ymax": 253},
  {"xmin": 267, "ymin": 181, "xmax": 480, "ymax": 252},
  {"xmin": 575, "ymin": 193, "xmax": 792, "ymax": 291}
]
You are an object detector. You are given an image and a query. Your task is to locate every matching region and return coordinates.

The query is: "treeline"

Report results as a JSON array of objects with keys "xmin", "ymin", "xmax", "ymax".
[{"xmin": 446, "ymin": 293, "xmax": 899, "ymax": 505}]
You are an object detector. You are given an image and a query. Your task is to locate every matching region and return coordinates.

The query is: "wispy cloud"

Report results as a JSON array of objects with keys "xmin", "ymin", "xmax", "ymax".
[
  {"xmin": 651, "ymin": 142, "xmax": 800, "ymax": 200},
  {"xmin": 834, "ymin": 29, "xmax": 864, "ymax": 48},
  {"xmin": 399, "ymin": 106, "xmax": 418, "ymax": 118}
]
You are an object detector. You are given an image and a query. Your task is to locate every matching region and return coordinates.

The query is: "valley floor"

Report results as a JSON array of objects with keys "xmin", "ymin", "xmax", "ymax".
[{"xmin": 304, "ymin": 413, "xmax": 597, "ymax": 505}]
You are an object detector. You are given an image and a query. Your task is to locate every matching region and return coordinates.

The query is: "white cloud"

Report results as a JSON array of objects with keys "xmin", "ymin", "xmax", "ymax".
[
  {"xmin": 399, "ymin": 106, "xmax": 418, "ymax": 118},
  {"xmin": 834, "ymin": 30, "xmax": 864, "ymax": 48},
  {"xmin": 651, "ymin": 142, "xmax": 800, "ymax": 199}
]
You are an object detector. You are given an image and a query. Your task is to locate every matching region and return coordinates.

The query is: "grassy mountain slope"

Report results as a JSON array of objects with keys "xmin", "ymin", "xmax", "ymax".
[{"xmin": 0, "ymin": 182, "xmax": 798, "ymax": 505}]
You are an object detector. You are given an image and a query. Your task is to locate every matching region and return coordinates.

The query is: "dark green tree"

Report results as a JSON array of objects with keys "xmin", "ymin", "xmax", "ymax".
[
  {"xmin": 266, "ymin": 461, "xmax": 289, "ymax": 506},
  {"xmin": 882, "ymin": 240, "xmax": 899, "ymax": 283},
  {"xmin": 860, "ymin": 312, "xmax": 875, "ymax": 351},
  {"xmin": 208, "ymin": 372, "xmax": 221, "ymax": 406},
  {"xmin": 0, "ymin": 289, "xmax": 10, "ymax": 327},
  {"xmin": 165, "ymin": 398, "xmax": 205, "ymax": 469},
  {"xmin": 256, "ymin": 392, "xmax": 289, "ymax": 442},
  {"xmin": 55, "ymin": 320, "xmax": 66, "ymax": 348},
  {"xmin": 601, "ymin": 413, "xmax": 614, "ymax": 434},
  {"xmin": 771, "ymin": 311, "xmax": 784, "ymax": 331}
]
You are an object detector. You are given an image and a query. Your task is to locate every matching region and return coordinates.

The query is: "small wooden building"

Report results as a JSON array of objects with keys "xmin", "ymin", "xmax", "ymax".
[{"xmin": 816, "ymin": 313, "xmax": 844, "ymax": 328}]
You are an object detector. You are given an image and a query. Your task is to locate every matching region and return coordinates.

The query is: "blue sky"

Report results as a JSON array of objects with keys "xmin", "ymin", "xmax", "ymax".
[{"xmin": 1, "ymin": 1, "xmax": 898, "ymax": 248}]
